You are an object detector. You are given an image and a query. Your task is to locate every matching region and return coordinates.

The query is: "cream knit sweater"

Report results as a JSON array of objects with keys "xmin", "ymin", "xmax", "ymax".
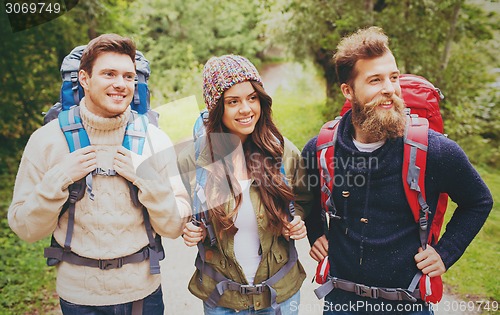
[{"xmin": 8, "ymin": 99, "xmax": 190, "ymax": 306}]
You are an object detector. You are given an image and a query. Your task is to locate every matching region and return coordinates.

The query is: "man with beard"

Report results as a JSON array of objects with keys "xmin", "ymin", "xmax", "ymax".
[{"xmin": 301, "ymin": 27, "xmax": 492, "ymax": 314}]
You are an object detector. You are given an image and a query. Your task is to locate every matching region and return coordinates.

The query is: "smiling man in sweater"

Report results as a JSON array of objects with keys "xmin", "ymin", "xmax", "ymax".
[
  {"xmin": 302, "ymin": 27, "xmax": 493, "ymax": 314},
  {"xmin": 8, "ymin": 34, "xmax": 190, "ymax": 314}
]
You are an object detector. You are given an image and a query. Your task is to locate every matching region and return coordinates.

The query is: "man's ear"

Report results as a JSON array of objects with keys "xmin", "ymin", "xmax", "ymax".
[
  {"xmin": 341, "ymin": 83, "xmax": 353, "ymax": 101},
  {"xmin": 79, "ymin": 69, "xmax": 89, "ymax": 90}
]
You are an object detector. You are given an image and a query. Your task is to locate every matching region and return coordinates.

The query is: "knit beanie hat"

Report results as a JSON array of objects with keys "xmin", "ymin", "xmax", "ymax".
[{"xmin": 202, "ymin": 55, "xmax": 263, "ymax": 112}]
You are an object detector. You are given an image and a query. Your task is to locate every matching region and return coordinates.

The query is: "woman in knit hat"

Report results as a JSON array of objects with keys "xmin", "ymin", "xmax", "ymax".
[{"xmin": 178, "ymin": 55, "xmax": 312, "ymax": 314}]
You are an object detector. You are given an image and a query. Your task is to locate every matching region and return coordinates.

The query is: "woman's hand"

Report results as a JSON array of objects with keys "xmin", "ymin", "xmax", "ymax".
[
  {"xmin": 282, "ymin": 215, "xmax": 307, "ymax": 240},
  {"xmin": 182, "ymin": 221, "xmax": 206, "ymax": 247}
]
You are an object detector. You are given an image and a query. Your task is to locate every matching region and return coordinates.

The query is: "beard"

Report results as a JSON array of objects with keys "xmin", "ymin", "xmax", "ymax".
[{"xmin": 351, "ymin": 93, "xmax": 406, "ymax": 142}]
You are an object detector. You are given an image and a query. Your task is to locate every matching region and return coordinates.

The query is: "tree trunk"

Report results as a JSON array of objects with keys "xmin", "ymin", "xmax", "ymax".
[
  {"xmin": 365, "ymin": 0, "xmax": 374, "ymax": 11},
  {"xmin": 315, "ymin": 48, "xmax": 339, "ymax": 108},
  {"xmin": 365, "ymin": 0, "xmax": 375, "ymax": 23},
  {"xmin": 88, "ymin": 25, "xmax": 98, "ymax": 40},
  {"xmin": 437, "ymin": 0, "xmax": 462, "ymax": 86}
]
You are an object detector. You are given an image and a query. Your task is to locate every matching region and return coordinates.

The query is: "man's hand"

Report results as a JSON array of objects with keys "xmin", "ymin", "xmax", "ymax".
[
  {"xmin": 310, "ymin": 235, "xmax": 328, "ymax": 262},
  {"xmin": 113, "ymin": 146, "xmax": 137, "ymax": 183},
  {"xmin": 282, "ymin": 215, "xmax": 307, "ymax": 240},
  {"xmin": 414, "ymin": 245, "xmax": 446, "ymax": 277},
  {"xmin": 59, "ymin": 146, "xmax": 97, "ymax": 182},
  {"xmin": 182, "ymin": 221, "xmax": 206, "ymax": 247}
]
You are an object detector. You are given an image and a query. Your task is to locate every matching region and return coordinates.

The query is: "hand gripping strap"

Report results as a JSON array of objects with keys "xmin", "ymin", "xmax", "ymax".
[
  {"xmin": 58, "ymin": 107, "xmax": 94, "ymax": 200},
  {"xmin": 403, "ymin": 115, "xmax": 444, "ymax": 304}
]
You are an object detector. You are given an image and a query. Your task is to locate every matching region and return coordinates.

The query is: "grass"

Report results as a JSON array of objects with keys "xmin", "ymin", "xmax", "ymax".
[
  {"xmin": 441, "ymin": 166, "xmax": 500, "ymax": 312},
  {"xmin": 155, "ymin": 95, "xmax": 204, "ymax": 144},
  {"xmin": 0, "ymin": 176, "xmax": 59, "ymax": 315}
]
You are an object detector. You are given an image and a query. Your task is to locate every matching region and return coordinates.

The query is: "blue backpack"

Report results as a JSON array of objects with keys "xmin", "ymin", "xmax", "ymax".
[
  {"xmin": 190, "ymin": 110, "xmax": 298, "ymax": 314},
  {"xmin": 42, "ymin": 46, "xmax": 163, "ymax": 274}
]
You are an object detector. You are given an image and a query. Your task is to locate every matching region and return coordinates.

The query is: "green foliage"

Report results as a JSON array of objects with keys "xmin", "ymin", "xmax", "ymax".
[
  {"xmin": 438, "ymin": 38, "xmax": 500, "ymax": 168},
  {"xmin": 0, "ymin": 0, "xmax": 134, "ymax": 176},
  {"xmin": 0, "ymin": 12, "xmax": 75, "ymax": 175},
  {"xmin": 268, "ymin": 62, "xmax": 327, "ymax": 148},
  {"xmin": 0, "ymin": 225, "xmax": 58, "ymax": 314},
  {"xmin": 0, "ymin": 176, "xmax": 58, "ymax": 314},
  {"xmin": 122, "ymin": 0, "xmax": 269, "ymax": 105},
  {"xmin": 281, "ymin": 0, "xmax": 500, "ymax": 167}
]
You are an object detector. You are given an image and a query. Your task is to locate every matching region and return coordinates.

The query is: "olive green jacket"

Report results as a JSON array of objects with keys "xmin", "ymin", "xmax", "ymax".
[{"xmin": 177, "ymin": 137, "xmax": 312, "ymax": 311}]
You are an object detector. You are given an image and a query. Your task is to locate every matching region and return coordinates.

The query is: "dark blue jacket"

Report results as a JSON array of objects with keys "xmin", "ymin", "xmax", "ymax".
[{"xmin": 302, "ymin": 111, "xmax": 493, "ymax": 307}]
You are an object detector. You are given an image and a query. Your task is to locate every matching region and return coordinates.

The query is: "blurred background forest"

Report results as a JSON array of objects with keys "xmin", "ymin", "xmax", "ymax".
[{"xmin": 0, "ymin": 0, "xmax": 499, "ymax": 313}]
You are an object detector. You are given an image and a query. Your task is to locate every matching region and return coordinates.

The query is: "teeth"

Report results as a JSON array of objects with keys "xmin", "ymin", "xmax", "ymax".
[
  {"xmin": 238, "ymin": 117, "xmax": 252, "ymax": 123},
  {"xmin": 109, "ymin": 95, "xmax": 124, "ymax": 100}
]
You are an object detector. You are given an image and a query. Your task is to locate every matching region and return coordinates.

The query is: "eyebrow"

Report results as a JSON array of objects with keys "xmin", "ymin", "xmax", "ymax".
[
  {"xmin": 99, "ymin": 68, "xmax": 136, "ymax": 75},
  {"xmin": 365, "ymin": 71, "xmax": 400, "ymax": 80},
  {"xmin": 224, "ymin": 91, "xmax": 257, "ymax": 99}
]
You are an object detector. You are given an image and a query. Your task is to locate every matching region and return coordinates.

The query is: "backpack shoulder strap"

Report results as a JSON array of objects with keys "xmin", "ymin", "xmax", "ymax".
[
  {"xmin": 403, "ymin": 114, "xmax": 446, "ymax": 304},
  {"xmin": 58, "ymin": 106, "xmax": 91, "ymax": 152},
  {"xmin": 316, "ymin": 117, "xmax": 342, "ymax": 222},
  {"xmin": 123, "ymin": 110, "xmax": 149, "ymax": 155},
  {"xmin": 53, "ymin": 106, "xmax": 93, "ymax": 260},
  {"xmin": 279, "ymin": 158, "xmax": 296, "ymax": 220},
  {"xmin": 122, "ymin": 110, "xmax": 164, "ymax": 273},
  {"xmin": 402, "ymin": 114, "xmax": 430, "ymax": 248},
  {"xmin": 191, "ymin": 110, "xmax": 217, "ymax": 246}
]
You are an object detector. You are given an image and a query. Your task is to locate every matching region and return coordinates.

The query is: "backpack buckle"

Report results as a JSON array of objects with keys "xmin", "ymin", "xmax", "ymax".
[
  {"xmin": 98, "ymin": 258, "xmax": 123, "ymax": 270},
  {"xmin": 328, "ymin": 212, "xmax": 341, "ymax": 220},
  {"xmin": 419, "ymin": 216, "xmax": 428, "ymax": 231},
  {"xmin": 396, "ymin": 288, "xmax": 418, "ymax": 302},
  {"xmin": 355, "ymin": 284, "xmax": 378, "ymax": 299},
  {"xmin": 239, "ymin": 284, "xmax": 265, "ymax": 295},
  {"xmin": 92, "ymin": 168, "xmax": 117, "ymax": 176},
  {"xmin": 68, "ymin": 189, "xmax": 80, "ymax": 203}
]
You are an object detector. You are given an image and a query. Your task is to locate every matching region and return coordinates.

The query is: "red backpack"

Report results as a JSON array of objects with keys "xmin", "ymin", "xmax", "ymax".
[{"xmin": 314, "ymin": 74, "xmax": 447, "ymax": 304}]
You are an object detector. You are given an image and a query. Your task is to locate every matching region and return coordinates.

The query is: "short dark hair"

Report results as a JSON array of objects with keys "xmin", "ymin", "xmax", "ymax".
[
  {"xmin": 334, "ymin": 26, "xmax": 390, "ymax": 86},
  {"xmin": 79, "ymin": 33, "xmax": 136, "ymax": 76}
]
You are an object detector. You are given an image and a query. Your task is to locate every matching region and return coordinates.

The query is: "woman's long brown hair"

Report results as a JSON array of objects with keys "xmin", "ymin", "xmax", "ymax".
[{"xmin": 204, "ymin": 81, "xmax": 294, "ymax": 236}]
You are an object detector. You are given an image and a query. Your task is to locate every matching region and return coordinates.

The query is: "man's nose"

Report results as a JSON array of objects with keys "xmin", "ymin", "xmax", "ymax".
[
  {"xmin": 113, "ymin": 76, "xmax": 126, "ymax": 89},
  {"xmin": 381, "ymin": 78, "xmax": 396, "ymax": 95}
]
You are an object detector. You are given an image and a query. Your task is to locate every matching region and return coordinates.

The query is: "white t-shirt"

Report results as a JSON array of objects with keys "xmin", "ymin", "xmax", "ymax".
[
  {"xmin": 352, "ymin": 138, "xmax": 385, "ymax": 152},
  {"xmin": 233, "ymin": 179, "xmax": 262, "ymax": 285}
]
